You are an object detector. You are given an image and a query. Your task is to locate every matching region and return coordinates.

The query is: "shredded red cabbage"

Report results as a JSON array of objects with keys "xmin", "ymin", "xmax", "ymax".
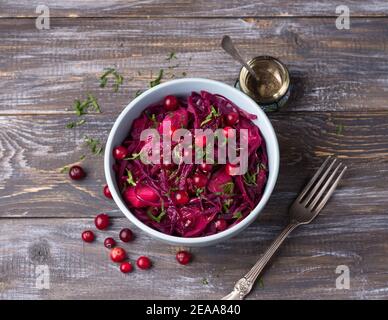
[{"xmin": 114, "ymin": 91, "xmax": 268, "ymax": 237}]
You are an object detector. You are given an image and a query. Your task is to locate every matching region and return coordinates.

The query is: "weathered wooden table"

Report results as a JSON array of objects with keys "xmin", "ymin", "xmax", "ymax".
[{"xmin": 1, "ymin": 1, "xmax": 388, "ymax": 300}]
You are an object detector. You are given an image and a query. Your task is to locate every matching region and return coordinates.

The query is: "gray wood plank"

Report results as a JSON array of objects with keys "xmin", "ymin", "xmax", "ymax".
[
  {"xmin": 1, "ymin": 112, "xmax": 388, "ymax": 218},
  {"xmin": 0, "ymin": 217, "xmax": 387, "ymax": 299},
  {"xmin": 1, "ymin": 18, "xmax": 388, "ymax": 114},
  {"xmin": 1, "ymin": 0, "xmax": 388, "ymax": 18}
]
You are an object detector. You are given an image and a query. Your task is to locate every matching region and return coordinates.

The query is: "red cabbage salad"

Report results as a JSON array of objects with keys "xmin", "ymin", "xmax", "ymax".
[{"xmin": 113, "ymin": 91, "xmax": 268, "ymax": 237}]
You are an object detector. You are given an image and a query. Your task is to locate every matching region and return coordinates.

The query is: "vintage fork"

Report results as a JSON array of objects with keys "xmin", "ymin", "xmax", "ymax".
[{"xmin": 222, "ymin": 156, "xmax": 347, "ymax": 300}]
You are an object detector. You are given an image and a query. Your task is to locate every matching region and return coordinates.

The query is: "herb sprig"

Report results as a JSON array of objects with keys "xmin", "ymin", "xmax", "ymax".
[
  {"xmin": 84, "ymin": 136, "xmax": 103, "ymax": 155},
  {"xmin": 200, "ymin": 105, "xmax": 220, "ymax": 127},
  {"xmin": 100, "ymin": 67, "xmax": 124, "ymax": 92}
]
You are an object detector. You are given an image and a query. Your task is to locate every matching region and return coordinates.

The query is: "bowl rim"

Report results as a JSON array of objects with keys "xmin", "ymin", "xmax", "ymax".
[{"xmin": 104, "ymin": 78, "xmax": 279, "ymax": 245}]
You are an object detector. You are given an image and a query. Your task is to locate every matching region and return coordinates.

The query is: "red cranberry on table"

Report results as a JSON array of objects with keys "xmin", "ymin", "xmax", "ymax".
[
  {"xmin": 69, "ymin": 165, "xmax": 86, "ymax": 180},
  {"xmin": 176, "ymin": 251, "xmax": 192, "ymax": 265},
  {"xmin": 173, "ymin": 191, "xmax": 189, "ymax": 206},
  {"xmin": 137, "ymin": 256, "xmax": 152, "ymax": 270},
  {"xmin": 113, "ymin": 146, "xmax": 128, "ymax": 160},
  {"xmin": 164, "ymin": 95, "xmax": 179, "ymax": 111},
  {"xmin": 81, "ymin": 230, "xmax": 94, "ymax": 243},
  {"xmin": 104, "ymin": 237, "xmax": 116, "ymax": 249},
  {"xmin": 120, "ymin": 261, "xmax": 133, "ymax": 274},
  {"xmin": 94, "ymin": 213, "xmax": 110, "ymax": 230},
  {"xmin": 215, "ymin": 219, "xmax": 227, "ymax": 231},
  {"xmin": 110, "ymin": 247, "xmax": 126, "ymax": 263},
  {"xmin": 103, "ymin": 184, "xmax": 112, "ymax": 199},
  {"xmin": 119, "ymin": 228, "xmax": 133, "ymax": 242},
  {"xmin": 225, "ymin": 112, "xmax": 239, "ymax": 126}
]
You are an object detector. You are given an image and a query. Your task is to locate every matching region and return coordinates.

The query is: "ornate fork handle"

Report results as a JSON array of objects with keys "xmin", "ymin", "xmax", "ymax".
[{"xmin": 222, "ymin": 222, "xmax": 299, "ymax": 300}]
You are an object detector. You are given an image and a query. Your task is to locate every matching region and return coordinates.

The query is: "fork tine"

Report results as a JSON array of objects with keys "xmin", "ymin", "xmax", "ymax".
[
  {"xmin": 296, "ymin": 156, "xmax": 332, "ymax": 202},
  {"xmin": 301, "ymin": 157, "xmax": 337, "ymax": 206},
  {"xmin": 314, "ymin": 165, "xmax": 347, "ymax": 214},
  {"xmin": 308, "ymin": 162, "xmax": 342, "ymax": 210}
]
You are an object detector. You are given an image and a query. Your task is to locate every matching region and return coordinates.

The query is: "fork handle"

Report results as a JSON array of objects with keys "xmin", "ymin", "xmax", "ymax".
[{"xmin": 222, "ymin": 222, "xmax": 299, "ymax": 300}]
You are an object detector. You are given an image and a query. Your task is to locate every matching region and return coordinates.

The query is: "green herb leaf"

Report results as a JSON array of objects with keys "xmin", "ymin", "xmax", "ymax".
[
  {"xmin": 84, "ymin": 136, "xmax": 104, "ymax": 155},
  {"xmin": 336, "ymin": 123, "xmax": 344, "ymax": 135},
  {"xmin": 166, "ymin": 52, "xmax": 177, "ymax": 61},
  {"xmin": 222, "ymin": 182, "xmax": 234, "ymax": 194},
  {"xmin": 222, "ymin": 199, "xmax": 233, "ymax": 213},
  {"xmin": 124, "ymin": 152, "xmax": 141, "ymax": 161},
  {"xmin": 60, "ymin": 165, "xmax": 70, "ymax": 173},
  {"xmin": 134, "ymin": 89, "xmax": 143, "ymax": 98},
  {"xmin": 149, "ymin": 69, "xmax": 164, "ymax": 88},
  {"xmin": 233, "ymin": 211, "xmax": 243, "ymax": 220},
  {"xmin": 88, "ymin": 94, "xmax": 101, "ymax": 113},
  {"xmin": 243, "ymin": 170, "xmax": 257, "ymax": 186},
  {"xmin": 202, "ymin": 278, "xmax": 209, "ymax": 285},
  {"xmin": 100, "ymin": 67, "xmax": 124, "ymax": 92},
  {"xmin": 66, "ymin": 119, "xmax": 86, "ymax": 129},
  {"xmin": 257, "ymin": 278, "xmax": 264, "ymax": 288},
  {"xmin": 195, "ymin": 188, "xmax": 204, "ymax": 197},
  {"xmin": 79, "ymin": 154, "xmax": 86, "ymax": 161},
  {"xmin": 126, "ymin": 169, "xmax": 137, "ymax": 187},
  {"xmin": 147, "ymin": 209, "xmax": 166, "ymax": 223},
  {"xmin": 200, "ymin": 105, "xmax": 220, "ymax": 127}
]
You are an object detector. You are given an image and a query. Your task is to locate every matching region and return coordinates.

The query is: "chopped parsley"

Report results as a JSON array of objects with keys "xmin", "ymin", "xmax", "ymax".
[
  {"xmin": 100, "ymin": 67, "xmax": 124, "ymax": 92},
  {"xmin": 166, "ymin": 52, "xmax": 177, "ymax": 61},
  {"xmin": 233, "ymin": 211, "xmax": 243, "ymax": 220},
  {"xmin": 66, "ymin": 119, "xmax": 86, "ymax": 129},
  {"xmin": 336, "ymin": 123, "xmax": 344, "ymax": 135},
  {"xmin": 126, "ymin": 169, "xmax": 136, "ymax": 186},
  {"xmin": 124, "ymin": 152, "xmax": 141, "ymax": 161},
  {"xmin": 195, "ymin": 188, "xmax": 204, "ymax": 197},
  {"xmin": 243, "ymin": 170, "xmax": 257, "ymax": 186},
  {"xmin": 60, "ymin": 165, "xmax": 70, "ymax": 173},
  {"xmin": 84, "ymin": 136, "xmax": 103, "ymax": 155},
  {"xmin": 72, "ymin": 94, "xmax": 101, "ymax": 116},
  {"xmin": 202, "ymin": 278, "xmax": 209, "ymax": 285},
  {"xmin": 200, "ymin": 105, "xmax": 220, "ymax": 127},
  {"xmin": 149, "ymin": 69, "xmax": 164, "ymax": 88}
]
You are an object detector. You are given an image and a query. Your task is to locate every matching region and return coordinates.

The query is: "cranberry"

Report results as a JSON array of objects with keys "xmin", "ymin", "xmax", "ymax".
[
  {"xmin": 176, "ymin": 251, "xmax": 192, "ymax": 265},
  {"xmin": 81, "ymin": 230, "xmax": 94, "ymax": 243},
  {"xmin": 137, "ymin": 256, "xmax": 152, "ymax": 270},
  {"xmin": 194, "ymin": 135, "xmax": 207, "ymax": 148},
  {"xmin": 192, "ymin": 173, "xmax": 208, "ymax": 188},
  {"xmin": 104, "ymin": 237, "xmax": 116, "ymax": 249},
  {"xmin": 69, "ymin": 165, "xmax": 86, "ymax": 180},
  {"xmin": 173, "ymin": 191, "xmax": 189, "ymax": 206},
  {"xmin": 103, "ymin": 185, "xmax": 112, "ymax": 199},
  {"xmin": 119, "ymin": 228, "xmax": 133, "ymax": 242},
  {"xmin": 113, "ymin": 146, "xmax": 128, "ymax": 160},
  {"xmin": 110, "ymin": 247, "xmax": 126, "ymax": 263},
  {"xmin": 215, "ymin": 219, "xmax": 228, "ymax": 231},
  {"xmin": 225, "ymin": 163, "xmax": 238, "ymax": 176},
  {"xmin": 223, "ymin": 126, "xmax": 236, "ymax": 139},
  {"xmin": 120, "ymin": 261, "xmax": 133, "ymax": 273},
  {"xmin": 199, "ymin": 163, "xmax": 213, "ymax": 173},
  {"xmin": 164, "ymin": 95, "xmax": 179, "ymax": 111},
  {"xmin": 225, "ymin": 112, "xmax": 239, "ymax": 126},
  {"xmin": 94, "ymin": 213, "xmax": 110, "ymax": 230}
]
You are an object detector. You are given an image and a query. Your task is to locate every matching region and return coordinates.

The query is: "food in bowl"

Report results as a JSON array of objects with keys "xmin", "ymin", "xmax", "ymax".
[{"xmin": 112, "ymin": 91, "xmax": 268, "ymax": 237}]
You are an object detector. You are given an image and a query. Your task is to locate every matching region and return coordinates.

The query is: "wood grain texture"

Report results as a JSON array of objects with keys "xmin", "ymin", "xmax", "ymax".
[
  {"xmin": 1, "ymin": 112, "xmax": 388, "ymax": 218},
  {"xmin": 1, "ymin": 0, "xmax": 388, "ymax": 18},
  {"xmin": 0, "ymin": 216, "xmax": 387, "ymax": 300},
  {"xmin": 1, "ymin": 17, "xmax": 388, "ymax": 114}
]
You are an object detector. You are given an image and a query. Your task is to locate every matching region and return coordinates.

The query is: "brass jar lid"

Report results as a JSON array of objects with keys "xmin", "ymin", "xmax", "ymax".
[{"xmin": 239, "ymin": 56, "xmax": 290, "ymax": 105}]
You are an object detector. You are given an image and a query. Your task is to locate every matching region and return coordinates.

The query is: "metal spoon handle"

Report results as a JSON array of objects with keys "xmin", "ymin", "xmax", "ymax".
[{"xmin": 221, "ymin": 35, "xmax": 259, "ymax": 81}]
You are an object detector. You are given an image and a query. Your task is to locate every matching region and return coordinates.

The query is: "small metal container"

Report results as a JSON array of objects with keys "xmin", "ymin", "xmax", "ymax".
[{"xmin": 237, "ymin": 56, "xmax": 290, "ymax": 112}]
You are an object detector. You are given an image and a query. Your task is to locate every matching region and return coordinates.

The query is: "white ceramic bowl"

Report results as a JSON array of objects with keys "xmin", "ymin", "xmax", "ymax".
[{"xmin": 104, "ymin": 78, "xmax": 279, "ymax": 247}]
